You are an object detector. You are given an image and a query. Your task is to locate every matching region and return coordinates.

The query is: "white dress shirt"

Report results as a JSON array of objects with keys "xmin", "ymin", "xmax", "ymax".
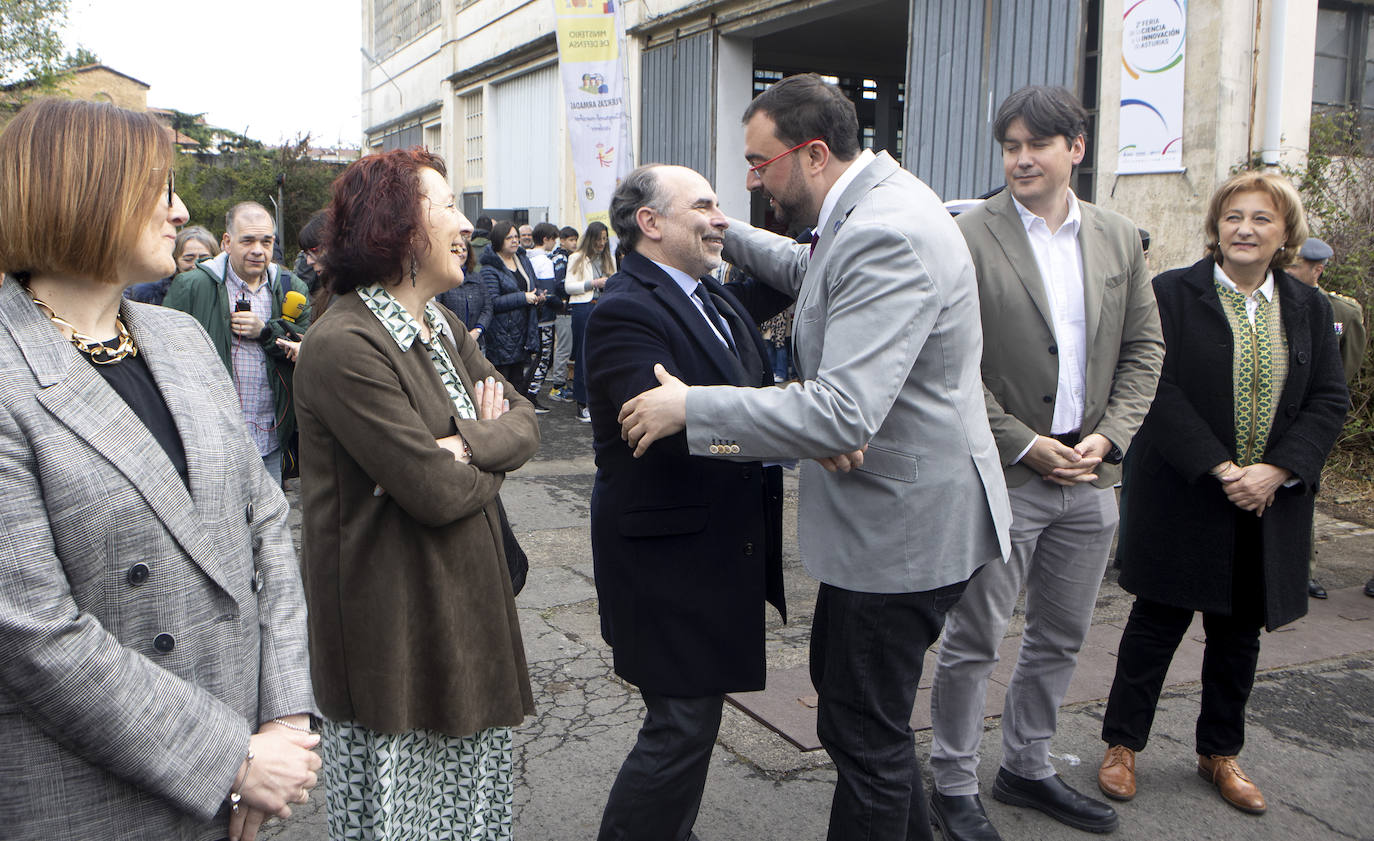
[
  {"xmin": 1014, "ymin": 191, "xmax": 1087, "ymax": 439},
  {"xmin": 652, "ymin": 259, "xmax": 731, "ymax": 348},
  {"xmin": 1212, "ymin": 263, "xmax": 1276, "ymax": 326},
  {"xmin": 815, "ymin": 148, "xmax": 876, "ymax": 244}
]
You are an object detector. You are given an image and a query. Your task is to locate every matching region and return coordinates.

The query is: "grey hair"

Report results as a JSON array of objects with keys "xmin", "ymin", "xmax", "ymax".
[{"xmin": 609, "ymin": 164, "xmax": 670, "ymax": 252}]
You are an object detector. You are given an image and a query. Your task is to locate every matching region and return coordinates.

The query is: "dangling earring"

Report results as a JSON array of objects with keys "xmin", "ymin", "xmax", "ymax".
[{"xmin": 410, "ymin": 254, "xmax": 417, "ymax": 287}]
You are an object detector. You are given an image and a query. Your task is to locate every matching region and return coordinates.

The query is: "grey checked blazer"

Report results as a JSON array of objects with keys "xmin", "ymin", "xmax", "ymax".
[
  {"xmin": 0, "ymin": 278, "xmax": 316, "ymax": 840},
  {"xmin": 693, "ymin": 152, "xmax": 1012, "ymax": 593}
]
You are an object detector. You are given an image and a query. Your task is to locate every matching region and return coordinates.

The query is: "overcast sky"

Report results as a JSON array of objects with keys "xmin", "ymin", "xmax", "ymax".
[{"xmin": 63, "ymin": 0, "xmax": 364, "ymax": 147}]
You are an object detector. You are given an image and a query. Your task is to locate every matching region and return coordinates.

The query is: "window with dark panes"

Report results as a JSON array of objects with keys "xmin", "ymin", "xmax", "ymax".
[
  {"xmin": 1312, "ymin": 1, "xmax": 1374, "ymax": 141},
  {"xmin": 372, "ymin": 0, "xmax": 441, "ymax": 59}
]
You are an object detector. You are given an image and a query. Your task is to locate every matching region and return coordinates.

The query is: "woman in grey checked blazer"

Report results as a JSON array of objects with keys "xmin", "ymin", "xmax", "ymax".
[{"xmin": 0, "ymin": 98, "xmax": 321, "ymax": 841}]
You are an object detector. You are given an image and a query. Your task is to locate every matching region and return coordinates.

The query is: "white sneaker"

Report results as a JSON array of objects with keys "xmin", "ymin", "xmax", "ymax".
[{"xmin": 577, "ymin": 406, "xmax": 591, "ymax": 423}]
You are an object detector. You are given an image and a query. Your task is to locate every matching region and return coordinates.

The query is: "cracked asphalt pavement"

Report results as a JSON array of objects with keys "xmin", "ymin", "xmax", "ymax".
[{"xmin": 269, "ymin": 404, "xmax": 1374, "ymax": 840}]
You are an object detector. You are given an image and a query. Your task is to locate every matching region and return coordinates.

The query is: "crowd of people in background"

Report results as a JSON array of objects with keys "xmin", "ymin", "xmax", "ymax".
[{"xmin": 0, "ymin": 68, "xmax": 1366, "ymax": 841}]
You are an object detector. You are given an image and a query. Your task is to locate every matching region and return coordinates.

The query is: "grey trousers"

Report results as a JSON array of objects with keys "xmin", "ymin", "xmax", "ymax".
[
  {"xmin": 550, "ymin": 313, "xmax": 572, "ymax": 386},
  {"xmin": 930, "ymin": 480, "xmax": 1118, "ymax": 794}
]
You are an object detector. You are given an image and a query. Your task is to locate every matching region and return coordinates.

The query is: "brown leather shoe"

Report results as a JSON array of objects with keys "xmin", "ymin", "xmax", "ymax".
[
  {"xmin": 1197, "ymin": 754, "xmax": 1266, "ymax": 814},
  {"xmin": 1097, "ymin": 745, "xmax": 1136, "ymax": 801}
]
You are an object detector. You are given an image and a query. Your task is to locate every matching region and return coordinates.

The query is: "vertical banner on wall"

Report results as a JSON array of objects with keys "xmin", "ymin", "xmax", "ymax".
[
  {"xmin": 554, "ymin": 0, "xmax": 634, "ymax": 229},
  {"xmin": 1117, "ymin": 0, "xmax": 1188, "ymax": 174}
]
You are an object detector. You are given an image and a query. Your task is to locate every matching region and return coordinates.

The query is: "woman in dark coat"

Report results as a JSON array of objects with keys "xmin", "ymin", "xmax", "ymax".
[
  {"xmin": 435, "ymin": 236, "xmax": 491, "ymax": 349},
  {"xmin": 480, "ymin": 219, "xmax": 541, "ymax": 393},
  {"xmin": 296, "ymin": 149, "xmax": 539, "ymax": 840},
  {"xmin": 1096, "ymin": 171, "xmax": 1347, "ymax": 816}
]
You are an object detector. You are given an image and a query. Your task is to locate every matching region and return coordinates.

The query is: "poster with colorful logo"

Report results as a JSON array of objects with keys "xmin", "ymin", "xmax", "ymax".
[
  {"xmin": 1117, "ymin": 0, "xmax": 1187, "ymax": 174},
  {"xmin": 554, "ymin": 0, "xmax": 633, "ymax": 229}
]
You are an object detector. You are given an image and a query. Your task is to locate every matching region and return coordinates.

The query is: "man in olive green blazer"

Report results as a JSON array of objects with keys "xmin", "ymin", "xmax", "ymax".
[
  {"xmin": 927, "ymin": 86, "xmax": 1163, "ymax": 841},
  {"xmin": 1287, "ymin": 236, "xmax": 1367, "ymax": 599}
]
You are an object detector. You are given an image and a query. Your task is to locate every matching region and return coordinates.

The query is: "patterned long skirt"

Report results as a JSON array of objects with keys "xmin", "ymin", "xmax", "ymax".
[{"xmin": 320, "ymin": 720, "xmax": 514, "ymax": 841}]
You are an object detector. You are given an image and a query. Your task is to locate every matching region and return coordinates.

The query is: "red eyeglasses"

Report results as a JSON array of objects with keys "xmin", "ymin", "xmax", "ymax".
[{"xmin": 748, "ymin": 136, "xmax": 824, "ymax": 175}]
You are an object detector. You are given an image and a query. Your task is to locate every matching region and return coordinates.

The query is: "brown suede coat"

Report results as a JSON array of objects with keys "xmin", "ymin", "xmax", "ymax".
[{"xmin": 296, "ymin": 291, "xmax": 539, "ymax": 738}]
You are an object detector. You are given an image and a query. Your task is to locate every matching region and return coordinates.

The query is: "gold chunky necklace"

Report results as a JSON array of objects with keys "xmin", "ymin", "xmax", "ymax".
[{"xmin": 29, "ymin": 293, "xmax": 138, "ymax": 365}]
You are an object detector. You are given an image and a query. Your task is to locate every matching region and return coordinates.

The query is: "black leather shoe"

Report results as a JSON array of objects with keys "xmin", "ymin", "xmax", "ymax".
[
  {"xmin": 1365, "ymin": 577, "xmax": 1374, "ymax": 598},
  {"xmin": 1309, "ymin": 578, "xmax": 1328, "ymax": 599},
  {"xmin": 930, "ymin": 791, "xmax": 1003, "ymax": 841},
  {"xmin": 991, "ymin": 769, "xmax": 1118, "ymax": 833}
]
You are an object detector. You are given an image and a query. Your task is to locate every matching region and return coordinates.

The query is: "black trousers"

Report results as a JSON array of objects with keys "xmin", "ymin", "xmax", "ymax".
[
  {"xmin": 493, "ymin": 359, "xmax": 533, "ymax": 399},
  {"xmin": 598, "ymin": 691, "xmax": 723, "ymax": 841},
  {"xmin": 811, "ymin": 576, "xmax": 971, "ymax": 841},
  {"xmin": 1102, "ymin": 516, "xmax": 1265, "ymax": 756}
]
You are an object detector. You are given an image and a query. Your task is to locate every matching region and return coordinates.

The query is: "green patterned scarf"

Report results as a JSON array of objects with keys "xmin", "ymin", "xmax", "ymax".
[{"xmin": 1214, "ymin": 280, "xmax": 1288, "ymax": 466}]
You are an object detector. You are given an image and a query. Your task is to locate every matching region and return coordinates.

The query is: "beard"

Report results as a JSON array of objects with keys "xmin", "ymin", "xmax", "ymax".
[{"xmin": 765, "ymin": 158, "xmax": 815, "ymax": 231}]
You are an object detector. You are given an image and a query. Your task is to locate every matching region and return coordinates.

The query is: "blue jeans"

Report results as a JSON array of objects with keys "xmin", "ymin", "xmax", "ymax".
[
  {"xmin": 768, "ymin": 343, "xmax": 790, "ymax": 381},
  {"xmin": 570, "ymin": 301, "xmax": 594, "ymax": 405},
  {"xmin": 261, "ymin": 447, "xmax": 282, "ymax": 485},
  {"xmin": 811, "ymin": 576, "xmax": 972, "ymax": 841}
]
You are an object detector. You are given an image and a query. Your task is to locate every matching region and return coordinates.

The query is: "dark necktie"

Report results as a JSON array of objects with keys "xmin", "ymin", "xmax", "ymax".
[
  {"xmin": 809, "ymin": 230, "xmax": 820, "ymax": 256},
  {"xmin": 692, "ymin": 284, "xmax": 737, "ymax": 355}
]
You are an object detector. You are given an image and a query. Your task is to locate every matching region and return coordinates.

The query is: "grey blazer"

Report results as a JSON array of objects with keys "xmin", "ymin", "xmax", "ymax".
[
  {"xmin": 0, "ymin": 278, "xmax": 316, "ymax": 840},
  {"xmin": 957, "ymin": 191, "xmax": 1164, "ymax": 488},
  {"xmin": 691, "ymin": 152, "xmax": 1011, "ymax": 593}
]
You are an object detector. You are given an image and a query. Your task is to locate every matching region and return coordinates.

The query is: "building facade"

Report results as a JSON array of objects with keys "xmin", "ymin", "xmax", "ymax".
[{"xmin": 361, "ymin": 0, "xmax": 1334, "ymax": 269}]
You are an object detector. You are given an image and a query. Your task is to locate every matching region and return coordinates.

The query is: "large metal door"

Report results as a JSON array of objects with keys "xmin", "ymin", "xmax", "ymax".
[
  {"xmin": 488, "ymin": 63, "xmax": 560, "ymax": 212},
  {"xmin": 905, "ymin": 0, "xmax": 1083, "ymax": 201},
  {"xmin": 640, "ymin": 31, "xmax": 715, "ymax": 180}
]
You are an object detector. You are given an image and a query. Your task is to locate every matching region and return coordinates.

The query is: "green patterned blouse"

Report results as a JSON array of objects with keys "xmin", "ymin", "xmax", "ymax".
[
  {"xmin": 1213, "ymin": 272, "xmax": 1288, "ymax": 466},
  {"xmin": 357, "ymin": 284, "xmax": 478, "ymax": 420}
]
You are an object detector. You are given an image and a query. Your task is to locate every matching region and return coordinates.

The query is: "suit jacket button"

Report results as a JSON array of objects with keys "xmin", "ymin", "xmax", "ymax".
[
  {"xmin": 1049, "ymin": 345, "xmax": 1058, "ymax": 354},
  {"xmin": 1286, "ymin": 403, "xmax": 1299, "ymax": 417},
  {"xmin": 126, "ymin": 562, "xmax": 150, "ymax": 586},
  {"xmin": 1296, "ymin": 351, "xmax": 1309, "ymax": 364},
  {"xmin": 730, "ymin": 445, "xmax": 740, "ymax": 454},
  {"xmin": 743, "ymin": 542, "xmax": 754, "ymax": 556},
  {"xmin": 245, "ymin": 502, "xmax": 255, "ymax": 522},
  {"xmin": 1042, "ymin": 395, "xmax": 1053, "ymax": 404},
  {"xmin": 709, "ymin": 445, "xmax": 719, "ymax": 454},
  {"xmin": 153, "ymin": 633, "xmax": 175, "ymax": 653}
]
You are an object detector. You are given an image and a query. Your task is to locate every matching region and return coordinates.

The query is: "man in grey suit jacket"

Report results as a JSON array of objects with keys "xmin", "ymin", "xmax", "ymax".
[
  {"xmin": 927, "ymin": 86, "xmax": 1163, "ymax": 841},
  {"xmin": 619, "ymin": 73, "xmax": 1011, "ymax": 841}
]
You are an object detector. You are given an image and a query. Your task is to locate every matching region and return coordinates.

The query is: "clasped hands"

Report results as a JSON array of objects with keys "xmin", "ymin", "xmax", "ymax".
[
  {"xmin": 1211, "ymin": 460, "xmax": 1291, "ymax": 516},
  {"xmin": 618, "ymin": 364, "xmax": 866, "ymax": 470},
  {"xmin": 228, "ymin": 716, "xmax": 321, "ymax": 841},
  {"xmin": 1023, "ymin": 433, "xmax": 1111, "ymax": 486}
]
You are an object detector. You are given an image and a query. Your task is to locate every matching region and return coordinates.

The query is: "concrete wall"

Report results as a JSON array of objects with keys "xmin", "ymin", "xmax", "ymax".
[
  {"xmin": 716, "ymin": 34, "xmax": 755, "ymax": 220},
  {"xmin": 453, "ymin": 0, "xmax": 555, "ymax": 71},
  {"xmin": 362, "ymin": 23, "xmax": 449, "ymax": 142},
  {"xmin": 1095, "ymin": 0, "xmax": 1317, "ymax": 275}
]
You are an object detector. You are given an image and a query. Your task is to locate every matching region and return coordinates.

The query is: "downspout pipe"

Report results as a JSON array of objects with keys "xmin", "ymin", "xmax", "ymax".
[{"xmin": 1261, "ymin": 0, "xmax": 1289, "ymax": 165}]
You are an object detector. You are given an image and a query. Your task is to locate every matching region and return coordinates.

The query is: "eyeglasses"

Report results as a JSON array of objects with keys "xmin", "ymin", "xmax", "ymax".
[
  {"xmin": 748, "ymin": 136, "xmax": 824, "ymax": 175},
  {"xmin": 154, "ymin": 168, "xmax": 175, "ymax": 207}
]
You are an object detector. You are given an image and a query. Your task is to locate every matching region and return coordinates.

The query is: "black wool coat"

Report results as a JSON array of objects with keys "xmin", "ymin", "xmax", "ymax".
[
  {"xmin": 584, "ymin": 252, "xmax": 786, "ymax": 696},
  {"xmin": 1118, "ymin": 258, "xmax": 1348, "ymax": 630},
  {"xmin": 479, "ymin": 244, "xmax": 540, "ymax": 365}
]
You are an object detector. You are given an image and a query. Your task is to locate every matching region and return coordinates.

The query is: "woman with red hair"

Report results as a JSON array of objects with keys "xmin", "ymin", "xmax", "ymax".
[{"xmin": 295, "ymin": 148, "xmax": 540, "ymax": 840}]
